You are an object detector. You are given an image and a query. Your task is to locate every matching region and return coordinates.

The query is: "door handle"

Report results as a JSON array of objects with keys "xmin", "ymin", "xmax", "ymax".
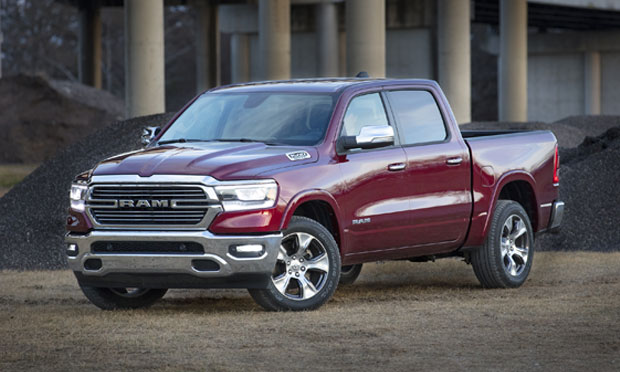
[
  {"xmin": 388, "ymin": 163, "xmax": 406, "ymax": 171},
  {"xmin": 446, "ymin": 157, "xmax": 463, "ymax": 165}
]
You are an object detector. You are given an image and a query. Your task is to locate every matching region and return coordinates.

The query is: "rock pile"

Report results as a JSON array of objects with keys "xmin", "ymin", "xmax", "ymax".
[{"xmin": 0, "ymin": 113, "xmax": 173, "ymax": 269}]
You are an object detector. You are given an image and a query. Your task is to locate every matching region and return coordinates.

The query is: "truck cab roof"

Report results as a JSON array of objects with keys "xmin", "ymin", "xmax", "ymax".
[{"xmin": 210, "ymin": 78, "xmax": 439, "ymax": 94}]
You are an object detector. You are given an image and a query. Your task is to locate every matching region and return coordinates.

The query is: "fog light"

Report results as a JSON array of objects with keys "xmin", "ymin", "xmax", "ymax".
[
  {"xmin": 84, "ymin": 258, "xmax": 102, "ymax": 271},
  {"xmin": 229, "ymin": 244, "xmax": 265, "ymax": 258},
  {"xmin": 66, "ymin": 243, "xmax": 79, "ymax": 257}
]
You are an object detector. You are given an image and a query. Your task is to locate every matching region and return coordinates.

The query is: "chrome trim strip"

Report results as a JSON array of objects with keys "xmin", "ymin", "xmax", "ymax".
[{"xmin": 540, "ymin": 203, "xmax": 553, "ymax": 208}]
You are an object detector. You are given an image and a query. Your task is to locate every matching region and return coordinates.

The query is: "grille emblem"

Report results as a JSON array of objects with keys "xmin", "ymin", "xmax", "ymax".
[{"xmin": 118, "ymin": 199, "xmax": 170, "ymax": 208}]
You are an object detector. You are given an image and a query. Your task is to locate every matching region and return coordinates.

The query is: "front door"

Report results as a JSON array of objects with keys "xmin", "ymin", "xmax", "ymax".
[{"xmin": 337, "ymin": 92, "xmax": 412, "ymax": 263}]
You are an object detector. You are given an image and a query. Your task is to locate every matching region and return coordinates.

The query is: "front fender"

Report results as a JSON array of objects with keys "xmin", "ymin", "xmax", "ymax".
[{"xmin": 279, "ymin": 189, "xmax": 343, "ymax": 232}]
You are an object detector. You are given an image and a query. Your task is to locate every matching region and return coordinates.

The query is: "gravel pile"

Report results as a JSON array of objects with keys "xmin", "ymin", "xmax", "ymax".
[
  {"xmin": 0, "ymin": 113, "xmax": 174, "ymax": 269},
  {"xmin": 537, "ymin": 126, "xmax": 620, "ymax": 252},
  {"xmin": 0, "ymin": 74, "xmax": 123, "ymax": 163}
]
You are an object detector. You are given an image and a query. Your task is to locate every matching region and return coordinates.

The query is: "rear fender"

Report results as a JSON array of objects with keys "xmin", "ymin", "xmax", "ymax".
[{"xmin": 467, "ymin": 171, "xmax": 538, "ymax": 247}]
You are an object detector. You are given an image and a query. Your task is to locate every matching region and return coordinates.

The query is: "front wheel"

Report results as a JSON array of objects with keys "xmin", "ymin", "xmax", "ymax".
[
  {"xmin": 248, "ymin": 216, "xmax": 341, "ymax": 311},
  {"xmin": 471, "ymin": 200, "xmax": 534, "ymax": 288},
  {"xmin": 79, "ymin": 285, "xmax": 168, "ymax": 310}
]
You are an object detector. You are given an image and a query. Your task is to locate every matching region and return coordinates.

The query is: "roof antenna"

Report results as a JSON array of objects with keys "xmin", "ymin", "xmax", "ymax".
[{"xmin": 356, "ymin": 71, "xmax": 370, "ymax": 78}]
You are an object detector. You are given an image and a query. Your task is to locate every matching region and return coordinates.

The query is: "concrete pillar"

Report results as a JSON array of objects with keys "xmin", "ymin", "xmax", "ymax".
[
  {"xmin": 316, "ymin": 2, "xmax": 339, "ymax": 77},
  {"xmin": 437, "ymin": 0, "xmax": 471, "ymax": 124},
  {"xmin": 499, "ymin": 0, "xmax": 528, "ymax": 122},
  {"xmin": 78, "ymin": 2, "xmax": 102, "ymax": 88},
  {"xmin": 124, "ymin": 0, "xmax": 165, "ymax": 118},
  {"xmin": 195, "ymin": 0, "xmax": 219, "ymax": 92},
  {"xmin": 346, "ymin": 0, "xmax": 385, "ymax": 78},
  {"xmin": 584, "ymin": 51, "xmax": 601, "ymax": 115},
  {"xmin": 231, "ymin": 34, "xmax": 250, "ymax": 83},
  {"xmin": 259, "ymin": 0, "xmax": 290, "ymax": 80},
  {"xmin": 0, "ymin": 3, "xmax": 3, "ymax": 79}
]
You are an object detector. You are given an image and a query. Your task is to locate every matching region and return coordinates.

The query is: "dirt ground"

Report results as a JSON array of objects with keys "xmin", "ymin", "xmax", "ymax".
[{"xmin": 0, "ymin": 252, "xmax": 618, "ymax": 371}]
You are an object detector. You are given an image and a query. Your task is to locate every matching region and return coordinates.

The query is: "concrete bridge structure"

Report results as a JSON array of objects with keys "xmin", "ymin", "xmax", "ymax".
[{"xmin": 65, "ymin": 0, "xmax": 620, "ymax": 123}]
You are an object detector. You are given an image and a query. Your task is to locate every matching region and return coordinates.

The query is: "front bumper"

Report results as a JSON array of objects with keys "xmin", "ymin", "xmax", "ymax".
[{"xmin": 65, "ymin": 230, "xmax": 282, "ymax": 289}]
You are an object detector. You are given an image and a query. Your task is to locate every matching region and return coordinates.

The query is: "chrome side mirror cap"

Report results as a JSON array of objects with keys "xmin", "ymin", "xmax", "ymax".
[
  {"xmin": 141, "ymin": 126, "xmax": 161, "ymax": 146},
  {"xmin": 339, "ymin": 125, "xmax": 395, "ymax": 150}
]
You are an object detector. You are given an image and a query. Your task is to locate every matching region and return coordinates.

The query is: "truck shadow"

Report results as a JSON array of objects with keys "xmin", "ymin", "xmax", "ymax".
[{"xmin": 151, "ymin": 279, "xmax": 484, "ymax": 314}]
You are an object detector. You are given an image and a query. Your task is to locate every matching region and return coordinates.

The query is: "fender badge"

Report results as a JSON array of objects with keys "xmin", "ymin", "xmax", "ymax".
[{"xmin": 286, "ymin": 151, "xmax": 311, "ymax": 161}]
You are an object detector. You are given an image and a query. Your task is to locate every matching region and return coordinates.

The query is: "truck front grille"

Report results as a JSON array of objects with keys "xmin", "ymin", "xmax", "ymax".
[{"xmin": 86, "ymin": 184, "xmax": 219, "ymax": 228}]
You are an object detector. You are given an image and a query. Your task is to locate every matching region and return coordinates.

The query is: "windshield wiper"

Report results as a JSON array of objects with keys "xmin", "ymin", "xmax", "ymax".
[{"xmin": 157, "ymin": 138, "xmax": 211, "ymax": 145}]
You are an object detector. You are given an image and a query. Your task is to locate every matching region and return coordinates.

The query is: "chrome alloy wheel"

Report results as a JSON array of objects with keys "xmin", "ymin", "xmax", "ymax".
[
  {"xmin": 272, "ymin": 232, "xmax": 330, "ymax": 301},
  {"xmin": 500, "ymin": 214, "xmax": 530, "ymax": 277},
  {"xmin": 110, "ymin": 288, "xmax": 149, "ymax": 298}
]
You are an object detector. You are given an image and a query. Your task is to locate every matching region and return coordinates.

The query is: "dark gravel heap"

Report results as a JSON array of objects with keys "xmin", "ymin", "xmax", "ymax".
[
  {"xmin": 0, "ymin": 113, "xmax": 174, "ymax": 269},
  {"xmin": 537, "ymin": 126, "xmax": 620, "ymax": 252}
]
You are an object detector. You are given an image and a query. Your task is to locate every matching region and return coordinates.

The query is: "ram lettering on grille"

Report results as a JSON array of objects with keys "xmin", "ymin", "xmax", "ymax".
[{"xmin": 86, "ymin": 185, "xmax": 215, "ymax": 227}]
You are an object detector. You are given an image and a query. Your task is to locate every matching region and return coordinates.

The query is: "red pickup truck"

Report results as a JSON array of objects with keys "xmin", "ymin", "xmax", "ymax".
[{"xmin": 66, "ymin": 78, "xmax": 563, "ymax": 311}]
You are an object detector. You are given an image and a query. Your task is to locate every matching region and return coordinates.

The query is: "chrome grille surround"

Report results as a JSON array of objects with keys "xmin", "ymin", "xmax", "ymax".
[{"xmin": 85, "ymin": 175, "xmax": 223, "ymax": 230}]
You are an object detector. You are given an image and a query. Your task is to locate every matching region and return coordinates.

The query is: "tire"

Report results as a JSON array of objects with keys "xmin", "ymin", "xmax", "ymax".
[
  {"xmin": 471, "ymin": 200, "xmax": 534, "ymax": 288},
  {"xmin": 79, "ymin": 285, "xmax": 168, "ymax": 310},
  {"xmin": 248, "ymin": 216, "xmax": 341, "ymax": 311},
  {"xmin": 339, "ymin": 264, "xmax": 363, "ymax": 285}
]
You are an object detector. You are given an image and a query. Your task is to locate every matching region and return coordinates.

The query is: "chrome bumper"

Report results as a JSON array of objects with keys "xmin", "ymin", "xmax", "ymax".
[
  {"xmin": 548, "ymin": 201, "xmax": 565, "ymax": 231},
  {"xmin": 65, "ymin": 230, "xmax": 282, "ymax": 286}
]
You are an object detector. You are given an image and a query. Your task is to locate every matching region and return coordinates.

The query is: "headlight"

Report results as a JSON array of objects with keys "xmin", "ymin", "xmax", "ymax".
[
  {"xmin": 69, "ymin": 184, "xmax": 88, "ymax": 212},
  {"xmin": 214, "ymin": 181, "xmax": 278, "ymax": 212}
]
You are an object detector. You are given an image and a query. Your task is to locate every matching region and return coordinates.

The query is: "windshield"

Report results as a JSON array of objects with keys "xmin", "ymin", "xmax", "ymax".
[{"xmin": 158, "ymin": 92, "xmax": 337, "ymax": 146}]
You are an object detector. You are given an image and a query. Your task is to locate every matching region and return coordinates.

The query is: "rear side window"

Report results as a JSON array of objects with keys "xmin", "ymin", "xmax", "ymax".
[
  {"xmin": 341, "ymin": 93, "xmax": 389, "ymax": 136},
  {"xmin": 387, "ymin": 90, "xmax": 447, "ymax": 145}
]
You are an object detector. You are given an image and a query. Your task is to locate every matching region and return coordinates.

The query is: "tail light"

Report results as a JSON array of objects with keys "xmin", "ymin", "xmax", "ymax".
[{"xmin": 553, "ymin": 146, "xmax": 560, "ymax": 184}]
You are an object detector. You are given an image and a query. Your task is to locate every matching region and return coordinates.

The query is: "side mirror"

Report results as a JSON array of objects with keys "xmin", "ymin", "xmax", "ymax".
[
  {"xmin": 141, "ymin": 126, "xmax": 161, "ymax": 146},
  {"xmin": 339, "ymin": 125, "xmax": 395, "ymax": 150}
]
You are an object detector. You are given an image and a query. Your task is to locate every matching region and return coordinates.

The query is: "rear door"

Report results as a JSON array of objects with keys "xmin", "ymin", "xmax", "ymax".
[
  {"xmin": 337, "ymin": 92, "xmax": 412, "ymax": 261},
  {"xmin": 385, "ymin": 89, "xmax": 471, "ymax": 254}
]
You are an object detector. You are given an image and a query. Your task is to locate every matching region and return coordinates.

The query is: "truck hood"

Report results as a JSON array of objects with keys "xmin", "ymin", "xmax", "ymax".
[{"xmin": 92, "ymin": 142, "xmax": 319, "ymax": 180}]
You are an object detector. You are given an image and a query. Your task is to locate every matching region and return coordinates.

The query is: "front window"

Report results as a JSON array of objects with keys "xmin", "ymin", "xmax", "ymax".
[{"xmin": 158, "ymin": 92, "xmax": 337, "ymax": 146}]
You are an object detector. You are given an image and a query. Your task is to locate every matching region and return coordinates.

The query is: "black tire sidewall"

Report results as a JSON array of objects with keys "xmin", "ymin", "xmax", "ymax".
[
  {"xmin": 79, "ymin": 285, "xmax": 167, "ymax": 310},
  {"xmin": 339, "ymin": 264, "xmax": 363, "ymax": 285},
  {"xmin": 487, "ymin": 200, "xmax": 535, "ymax": 287}
]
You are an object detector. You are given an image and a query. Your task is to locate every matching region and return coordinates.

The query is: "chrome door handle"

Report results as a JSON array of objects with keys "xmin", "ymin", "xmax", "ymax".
[
  {"xmin": 388, "ymin": 163, "xmax": 406, "ymax": 171},
  {"xmin": 446, "ymin": 157, "xmax": 463, "ymax": 165}
]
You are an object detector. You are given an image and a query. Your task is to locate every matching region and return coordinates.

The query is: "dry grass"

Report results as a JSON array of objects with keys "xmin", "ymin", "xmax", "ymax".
[
  {"xmin": 0, "ymin": 252, "xmax": 619, "ymax": 371},
  {"xmin": 0, "ymin": 164, "xmax": 38, "ymax": 196}
]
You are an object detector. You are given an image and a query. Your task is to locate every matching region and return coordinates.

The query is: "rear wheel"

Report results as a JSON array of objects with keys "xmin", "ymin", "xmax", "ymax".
[
  {"xmin": 248, "ymin": 216, "xmax": 341, "ymax": 311},
  {"xmin": 79, "ymin": 285, "xmax": 167, "ymax": 310},
  {"xmin": 471, "ymin": 200, "xmax": 534, "ymax": 288},
  {"xmin": 339, "ymin": 264, "xmax": 363, "ymax": 285}
]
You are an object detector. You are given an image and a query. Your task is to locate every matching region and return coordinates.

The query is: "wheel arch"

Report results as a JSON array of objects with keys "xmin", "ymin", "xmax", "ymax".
[
  {"xmin": 484, "ymin": 171, "xmax": 539, "ymax": 238},
  {"xmin": 280, "ymin": 190, "xmax": 342, "ymax": 249}
]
